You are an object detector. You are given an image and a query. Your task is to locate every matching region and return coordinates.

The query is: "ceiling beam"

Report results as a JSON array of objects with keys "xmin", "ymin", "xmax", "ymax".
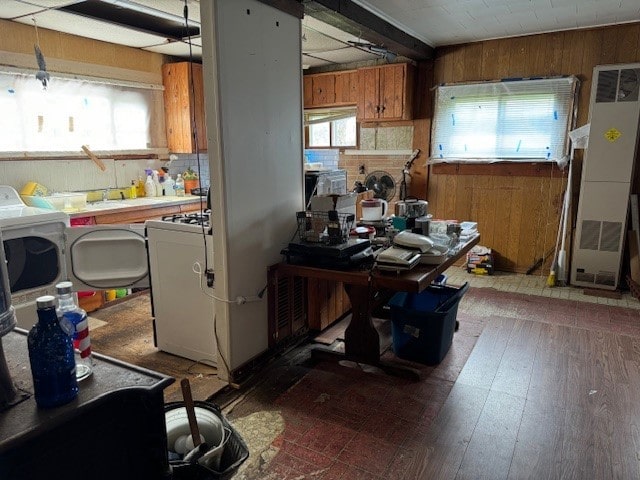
[
  {"xmin": 302, "ymin": 0, "xmax": 433, "ymax": 60},
  {"xmin": 256, "ymin": 0, "xmax": 305, "ymax": 19}
]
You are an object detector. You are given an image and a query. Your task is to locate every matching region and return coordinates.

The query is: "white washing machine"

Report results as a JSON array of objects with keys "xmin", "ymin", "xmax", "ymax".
[{"xmin": 0, "ymin": 186, "xmax": 149, "ymax": 329}]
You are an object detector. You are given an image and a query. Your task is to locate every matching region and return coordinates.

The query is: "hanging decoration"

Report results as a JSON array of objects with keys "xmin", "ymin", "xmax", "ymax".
[{"xmin": 32, "ymin": 18, "xmax": 50, "ymax": 89}]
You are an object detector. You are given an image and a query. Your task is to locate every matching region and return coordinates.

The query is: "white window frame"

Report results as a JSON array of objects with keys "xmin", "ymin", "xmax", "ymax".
[
  {"xmin": 304, "ymin": 106, "xmax": 357, "ymax": 149},
  {"xmin": 430, "ymin": 77, "xmax": 579, "ymax": 164}
]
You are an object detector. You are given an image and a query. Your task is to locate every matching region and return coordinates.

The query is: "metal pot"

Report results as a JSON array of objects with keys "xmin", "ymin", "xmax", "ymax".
[{"xmin": 395, "ymin": 197, "xmax": 428, "ymax": 218}]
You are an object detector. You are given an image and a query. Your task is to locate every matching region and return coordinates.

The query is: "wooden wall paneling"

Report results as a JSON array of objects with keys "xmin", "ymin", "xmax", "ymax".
[
  {"xmin": 451, "ymin": 46, "xmax": 467, "ymax": 83},
  {"xmin": 411, "ymin": 119, "xmax": 430, "ymax": 198},
  {"xmin": 516, "ymin": 176, "xmax": 548, "ymax": 271},
  {"xmin": 507, "ymin": 36, "xmax": 532, "ymax": 78},
  {"xmin": 578, "ymin": 29, "xmax": 604, "ymax": 127},
  {"xmin": 614, "ymin": 24, "xmax": 640, "ymax": 63},
  {"xmin": 504, "ymin": 177, "xmax": 525, "ymax": 271},
  {"xmin": 481, "ymin": 39, "xmax": 511, "ymax": 80},
  {"xmin": 473, "ymin": 176, "xmax": 497, "ymax": 255},
  {"xmin": 492, "ymin": 177, "xmax": 516, "ymax": 271},
  {"xmin": 461, "ymin": 43, "xmax": 484, "ymax": 82},
  {"xmin": 307, "ymin": 277, "xmax": 320, "ymax": 330},
  {"xmin": 433, "ymin": 46, "xmax": 454, "ymax": 85},
  {"xmin": 531, "ymin": 32, "xmax": 565, "ymax": 77},
  {"xmin": 453, "ymin": 174, "xmax": 474, "ymax": 223},
  {"xmin": 600, "ymin": 27, "xmax": 620, "ymax": 65}
]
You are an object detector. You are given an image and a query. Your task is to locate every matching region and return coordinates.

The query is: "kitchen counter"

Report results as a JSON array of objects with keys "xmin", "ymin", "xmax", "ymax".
[{"xmin": 68, "ymin": 195, "xmax": 206, "ymax": 218}]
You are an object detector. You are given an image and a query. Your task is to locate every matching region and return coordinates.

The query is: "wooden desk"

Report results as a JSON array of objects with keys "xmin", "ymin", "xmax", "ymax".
[{"xmin": 279, "ymin": 235, "xmax": 480, "ymax": 378}]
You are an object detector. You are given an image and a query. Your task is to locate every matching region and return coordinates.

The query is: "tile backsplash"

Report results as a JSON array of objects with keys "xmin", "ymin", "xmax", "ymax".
[{"xmin": 0, "ymin": 153, "xmax": 210, "ymax": 193}]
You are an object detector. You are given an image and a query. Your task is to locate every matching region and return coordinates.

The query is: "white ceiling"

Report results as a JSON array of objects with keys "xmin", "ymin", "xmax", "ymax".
[
  {"xmin": 353, "ymin": 0, "xmax": 640, "ymax": 47},
  {"xmin": 1, "ymin": 0, "xmax": 639, "ymax": 68}
]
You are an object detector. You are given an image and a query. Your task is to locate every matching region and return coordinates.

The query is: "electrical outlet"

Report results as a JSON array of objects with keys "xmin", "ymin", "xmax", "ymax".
[
  {"xmin": 206, "ymin": 269, "xmax": 214, "ymax": 287},
  {"xmin": 359, "ymin": 164, "xmax": 366, "ymax": 174}
]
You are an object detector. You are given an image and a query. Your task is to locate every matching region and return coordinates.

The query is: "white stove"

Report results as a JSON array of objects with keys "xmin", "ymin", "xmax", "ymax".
[{"xmin": 145, "ymin": 209, "xmax": 217, "ymax": 366}]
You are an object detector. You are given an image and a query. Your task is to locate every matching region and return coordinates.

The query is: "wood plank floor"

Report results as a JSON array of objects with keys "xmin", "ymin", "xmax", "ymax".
[{"xmin": 407, "ymin": 316, "xmax": 640, "ymax": 480}]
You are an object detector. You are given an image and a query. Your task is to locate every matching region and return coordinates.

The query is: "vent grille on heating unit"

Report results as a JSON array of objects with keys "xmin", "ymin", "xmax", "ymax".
[{"xmin": 579, "ymin": 220, "xmax": 622, "ymax": 252}]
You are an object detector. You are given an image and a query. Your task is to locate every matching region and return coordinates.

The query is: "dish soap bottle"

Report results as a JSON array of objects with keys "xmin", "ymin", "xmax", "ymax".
[
  {"xmin": 144, "ymin": 174, "xmax": 155, "ymax": 197},
  {"xmin": 129, "ymin": 180, "xmax": 137, "ymax": 199},
  {"xmin": 27, "ymin": 295, "xmax": 79, "ymax": 408},
  {"xmin": 56, "ymin": 282, "xmax": 93, "ymax": 381},
  {"xmin": 175, "ymin": 173, "xmax": 185, "ymax": 197}
]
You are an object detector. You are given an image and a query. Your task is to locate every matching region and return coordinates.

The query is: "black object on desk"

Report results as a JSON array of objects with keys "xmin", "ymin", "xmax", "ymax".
[{"xmin": 0, "ymin": 329, "xmax": 174, "ymax": 480}]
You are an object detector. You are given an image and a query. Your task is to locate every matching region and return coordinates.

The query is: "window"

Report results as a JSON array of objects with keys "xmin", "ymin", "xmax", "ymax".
[
  {"xmin": 305, "ymin": 107, "xmax": 357, "ymax": 148},
  {"xmin": 431, "ymin": 77, "xmax": 578, "ymax": 163},
  {"xmin": 0, "ymin": 70, "xmax": 157, "ymax": 153}
]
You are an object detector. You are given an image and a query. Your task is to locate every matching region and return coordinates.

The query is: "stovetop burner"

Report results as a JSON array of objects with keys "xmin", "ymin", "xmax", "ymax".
[{"xmin": 161, "ymin": 210, "xmax": 211, "ymax": 226}]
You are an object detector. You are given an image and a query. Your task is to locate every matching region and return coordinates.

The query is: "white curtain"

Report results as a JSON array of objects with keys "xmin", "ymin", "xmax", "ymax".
[{"xmin": 0, "ymin": 71, "xmax": 154, "ymax": 152}]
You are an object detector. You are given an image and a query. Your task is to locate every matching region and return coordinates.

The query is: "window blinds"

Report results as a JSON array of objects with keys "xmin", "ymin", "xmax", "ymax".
[{"xmin": 431, "ymin": 77, "xmax": 578, "ymax": 164}]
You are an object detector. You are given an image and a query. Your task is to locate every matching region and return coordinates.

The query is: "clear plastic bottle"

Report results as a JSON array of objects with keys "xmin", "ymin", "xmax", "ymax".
[
  {"xmin": 164, "ymin": 174, "xmax": 175, "ymax": 196},
  {"xmin": 56, "ymin": 282, "xmax": 93, "ymax": 381},
  {"xmin": 27, "ymin": 295, "xmax": 79, "ymax": 408},
  {"xmin": 153, "ymin": 172, "xmax": 163, "ymax": 197},
  {"xmin": 175, "ymin": 173, "xmax": 185, "ymax": 197},
  {"xmin": 144, "ymin": 174, "xmax": 155, "ymax": 197}
]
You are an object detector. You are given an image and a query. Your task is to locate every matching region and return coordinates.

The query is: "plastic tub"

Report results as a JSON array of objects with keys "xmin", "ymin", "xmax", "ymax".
[
  {"xmin": 166, "ymin": 401, "xmax": 249, "ymax": 480},
  {"xmin": 388, "ymin": 282, "xmax": 469, "ymax": 365},
  {"xmin": 22, "ymin": 192, "xmax": 87, "ymax": 212}
]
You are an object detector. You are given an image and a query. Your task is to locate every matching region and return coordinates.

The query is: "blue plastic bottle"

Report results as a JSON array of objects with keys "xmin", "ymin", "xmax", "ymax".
[{"xmin": 27, "ymin": 295, "xmax": 79, "ymax": 408}]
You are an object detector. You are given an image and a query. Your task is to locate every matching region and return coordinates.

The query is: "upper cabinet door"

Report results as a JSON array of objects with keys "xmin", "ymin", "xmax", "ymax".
[
  {"xmin": 357, "ymin": 63, "xmax": 414, "ymax": 122},
  {"xmin": 64, "ymin": 224, "xmax": 149, "ymax": 291},
  {"xmin": 358, "ymin": 67, "xmax": 381, "ymax": 120},
  {"xmin": 162, "ymin": 62, "xmax": 208, "ymax": 153},
  {"xmin": 303, "ymin": 70, "xmax": 358, "ymax": 109}
]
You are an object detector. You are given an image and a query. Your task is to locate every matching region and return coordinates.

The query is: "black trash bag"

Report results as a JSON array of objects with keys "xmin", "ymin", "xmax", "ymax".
[{"xmin": 166, "ymin": 401, "xmax": 249, "ymax": 480}]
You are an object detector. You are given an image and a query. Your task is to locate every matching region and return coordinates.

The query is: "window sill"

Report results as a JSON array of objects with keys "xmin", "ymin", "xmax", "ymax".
[
  {"xmin": 343, "ymin": 149, "xmax": 413, "ymax": 156},
  {"xmin": 0, "ymin": 148, "xmax": 169, "ymax": 161}
]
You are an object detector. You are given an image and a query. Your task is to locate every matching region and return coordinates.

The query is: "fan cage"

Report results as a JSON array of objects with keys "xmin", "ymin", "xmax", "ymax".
[{"xmin": 296, "ymin": 211, "xmax": 355, "ymax": 245}]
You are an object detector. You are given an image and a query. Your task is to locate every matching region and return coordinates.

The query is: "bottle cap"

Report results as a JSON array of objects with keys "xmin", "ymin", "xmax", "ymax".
[
  {"xmin": 55, "ymin": 281, "xmax": 73, "ymax": 295},
  {"xmin": 36, "ymin": 295, "xmax": 56, "ymax": 308}
]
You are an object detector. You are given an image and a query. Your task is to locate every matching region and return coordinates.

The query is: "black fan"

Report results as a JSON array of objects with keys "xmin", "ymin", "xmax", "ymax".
[{"xmin": 364, "ymin": 171, "xmax": 396, "ymax": 201}]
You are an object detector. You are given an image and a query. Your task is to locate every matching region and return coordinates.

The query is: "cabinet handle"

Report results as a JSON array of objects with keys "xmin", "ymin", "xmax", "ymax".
[
  {"xmin": 381, "ymin": 105, "xmax": 386, "ymax": 112},
  {"xmin": 375, "ymin": 105, "xmax": 380, "ymax": 113}
]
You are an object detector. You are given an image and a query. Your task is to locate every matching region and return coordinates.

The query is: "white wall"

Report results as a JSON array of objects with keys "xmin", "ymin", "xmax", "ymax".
[{"xmin": 201, "ymin": 0, "xmax": 303, "ymax": 380}]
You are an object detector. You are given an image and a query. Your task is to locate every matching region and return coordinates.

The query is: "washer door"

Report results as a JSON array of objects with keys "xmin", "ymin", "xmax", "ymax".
[{"xmin": 65, "ymin": 224, "xmax": 149, "ymax": 290}]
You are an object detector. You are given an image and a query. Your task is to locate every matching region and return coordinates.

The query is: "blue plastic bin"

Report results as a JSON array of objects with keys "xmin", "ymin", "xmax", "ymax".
[{"xmin": 388, "ymin": 282, "xmax": 469, "ymax": 365}]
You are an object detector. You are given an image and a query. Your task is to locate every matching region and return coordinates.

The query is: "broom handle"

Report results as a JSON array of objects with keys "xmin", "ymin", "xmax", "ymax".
[{"xmin": 181, "ymin": 378, "xmax": 202, "ymax": 447}]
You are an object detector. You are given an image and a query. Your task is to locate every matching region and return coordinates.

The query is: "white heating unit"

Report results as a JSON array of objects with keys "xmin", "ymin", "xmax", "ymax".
[{"xmin": 571, "ymin": 63, "xmax": 640, "ymax": 290}]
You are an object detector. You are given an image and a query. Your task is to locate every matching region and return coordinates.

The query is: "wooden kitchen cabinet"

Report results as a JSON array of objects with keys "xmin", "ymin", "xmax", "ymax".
[
  {"xmin": 357, "ymin": 63, "xmax": 414, "ymax": 121},
  {"xmin": 303, "ymin": 70, "xmax": 358, "ymax": 108},
  {"xmin": 162, "ymin": 62, "xmax": 207, "ymax": 153}
]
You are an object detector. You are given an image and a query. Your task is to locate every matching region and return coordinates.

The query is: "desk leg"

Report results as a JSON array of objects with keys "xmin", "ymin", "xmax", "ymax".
[
  {"xmin": 343, "ymin": 283, "xmax": 380, "ymax": 365},
  {"xmin": 310, "ymin": 283, "xmax": 421, "ymax": 381}
]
